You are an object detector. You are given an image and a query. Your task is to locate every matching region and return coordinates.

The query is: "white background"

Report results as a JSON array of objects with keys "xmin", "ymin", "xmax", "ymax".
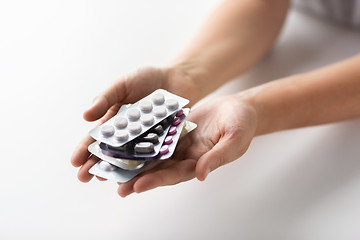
[{"xmin": 1, "ymin": 1, "xmax": 360, "ymax": 239}]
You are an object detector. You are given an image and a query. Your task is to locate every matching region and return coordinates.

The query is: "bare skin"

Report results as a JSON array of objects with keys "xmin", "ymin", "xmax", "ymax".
[
  {"xmin": 71, "ymin": 67, "xmax": 199, "ymax": 182},
  {"xmin": 71, "ymin": 0, "xmax": 360, "ymax": 197}
]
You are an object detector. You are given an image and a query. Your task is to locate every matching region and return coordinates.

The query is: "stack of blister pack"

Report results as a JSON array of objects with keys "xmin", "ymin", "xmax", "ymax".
[{"xmin": 88, "ymin": 89, "xmax": 197, "ymax": 183}]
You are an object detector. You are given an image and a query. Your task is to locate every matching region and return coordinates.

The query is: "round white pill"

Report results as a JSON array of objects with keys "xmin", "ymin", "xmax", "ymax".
[
  {"xmin": 99, "ymin": 161, "xmax": 117, "ymax": 171},
  {"xmin": 101, "ymin": 125, "xmax": 115, "ymax": 137},
  {"xmin": 114, "ymin": 130, "xmax": 129, "ymax": 141},
  {"xmin": 152, "ymin": 93, "xmax": 165, "ymax": 105},
  {"xmin": 128, "ymin": 122, "xmax": 142, "ymax": 134},
  {"xmin": 139, "ymin": 100, "xmax": 153, "ymax": 113},
  {"xmin": 114, "ymin": 117, "xmax": 128, "ymax": 129},
  {"xmin": 165, "ymin": 99, "xmax": 179, "ymax": 110},
  {"xmin": 153, "ymin": 106, "xmax": 167, "ymax": 118},
  {"xmin": 140, "ymin": 114, "xmax": 154, "ymax": 126},
  {"xmin": 127, "ymin": 108, "xmax": 140, "ymax": 121}
]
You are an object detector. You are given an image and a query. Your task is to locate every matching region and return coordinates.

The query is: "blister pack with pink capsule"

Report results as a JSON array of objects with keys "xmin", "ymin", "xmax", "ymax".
[
  {"xmin": 87, "ymin": 90, "xmax": 197, "ymax": 183},
  {"xmin": 96, "ymin": 115, "xmax": 175, "ymax": 159},
  {"xmin": 89, "ymin": 118, "xmax": 197, "ymax": 182},
  {"xmin": 159, "ymin": 117, "xmax": 197, "ymax": 160},
  {"xmin": 89, "ymin": 89, "xmax": 189, "ymax": 147}
]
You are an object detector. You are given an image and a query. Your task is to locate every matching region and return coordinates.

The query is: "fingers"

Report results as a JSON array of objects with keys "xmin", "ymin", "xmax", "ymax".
[
  {"xmin": 77, "ymin": 155, "xmax": 99, "ymax": 183},
  {"xmin": 83, "ymin": 80, "xmax": 129, "ymax": 122},
  {"xmin": 71, "ymin": 135, "xmax": 95, "ymax": 167},
  {"xmin": 99, "ymin": 104, "xmax": 121, "ymax": 124},
  {"xmin": 116, "ymin": 160, "xmax": 163, "ymax": 197},
  {"xmin": 83, "ymin": 67, "xmax": 167, "ymax": 122},
  {"xmin": 133, "ymin": 159, "xmax": 197, "ymax": 193},
  {"xmin": 195, "ymin": 135, "xmax": 244, "ymax": 181},
  {"xmin": 72, "ymin": 103, "xmax": 121, "ymax": 168},
  {"xmin": 96, "ymin": 176, "xmax": 107, "ymax": 181},
  {"xmin": 117, "ymin": 176, "xmax": 140, "ymax": 198}
]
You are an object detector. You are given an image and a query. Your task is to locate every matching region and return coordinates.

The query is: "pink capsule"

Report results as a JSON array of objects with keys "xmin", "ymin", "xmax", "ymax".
[
  {"xmin": 176, "ymin": 109, "xmax": 183, "ymax": 117},
  {"xmin": 171, "ymin": 117, "xmax": 181, "ymax": 126},
  {"xmin": 164, "ymin": 136, "xmax": 173, "ymax": 145},
  {"xmin": 160, "ymin": 145, "xmax": 169, "ymax": 155},
  {"xmin": 168, "ymin": 126, "xmax": 177, "ymax": 135}
]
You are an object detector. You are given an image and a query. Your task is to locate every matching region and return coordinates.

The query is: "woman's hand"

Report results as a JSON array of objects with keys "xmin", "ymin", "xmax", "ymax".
[
  {"xmin": 117, "ymin": 94, "xmax": 258, "ymax": 197},
  {"xmin": 71, "ymin": 66, "xmax": 200, "ymax": 182}
]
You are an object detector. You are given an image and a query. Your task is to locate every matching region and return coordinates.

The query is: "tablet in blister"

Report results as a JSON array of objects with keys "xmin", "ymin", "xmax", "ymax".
[
  {"xmin": 88, "ymin": 141, "xmax": 148, "ymax": 169},
  {"xmin": 88, "ymin": 120, "xmax": 197, "ymax": 181},
  {"xmin": 89, "ymin": 89, "xmax": 189, "ymax": 147},
  {"xmin": 98, "ymin": 114, "xmax": 175, "ymax": 158},
  {"xmin": 156, "ymin": 107, "xmax": 191, "ymax": 159},
  {"xmin": 159, "ymin": 115, "xmax": 196, "ymax": 160},
  {"xmin": 89, "ymin": 160, "xmax": 150, "ymax": 183}
]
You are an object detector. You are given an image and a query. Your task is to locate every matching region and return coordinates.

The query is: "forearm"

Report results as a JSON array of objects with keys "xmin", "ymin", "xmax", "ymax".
[
  {"xmin": 240, "ymin": 55, "xmax": 360, "ymax": 135},
  {"xmin": 171, "ymin": 0, "xmax": 289, "ymax": 100}
]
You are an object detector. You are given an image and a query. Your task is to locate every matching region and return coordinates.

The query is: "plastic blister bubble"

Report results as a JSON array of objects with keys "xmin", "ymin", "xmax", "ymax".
[{"xmin": 89, "ymin": 89, "xmax": 189, "ymax": 147}]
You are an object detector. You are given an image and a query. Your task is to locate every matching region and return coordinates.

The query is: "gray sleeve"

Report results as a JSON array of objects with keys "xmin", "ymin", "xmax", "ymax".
[{"xmin": 293, "ymin": 0, "xmax": 360, "ymax": 29}]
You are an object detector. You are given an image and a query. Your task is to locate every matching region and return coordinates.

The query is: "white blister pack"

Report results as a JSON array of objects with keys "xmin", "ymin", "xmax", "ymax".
[
  {"xmin": 88, "ymin": 142, "xmax": 146, "ymax": 170},
  {"xmin": 89, "ymin": 89, "xmax": 189, "ymax": 147},
  {"xmin": 89, "ymin": 160, "xmax": 150, "ymax": 183},
  {"xmin": 88, "ymin": 120, "xmax": 197, "ymax": 182},
  {"xmin": 97, "ymin": 114, "xmax": 175, "ymax": 159},
  {"xmin": 86, "ymin": 90, "xmax": 198, "ymax": 183}
]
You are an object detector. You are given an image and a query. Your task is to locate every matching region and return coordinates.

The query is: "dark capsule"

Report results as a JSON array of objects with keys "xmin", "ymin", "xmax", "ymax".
[
  {"xmin": 151, "ymin": 125, "xmax": 164, "ymax": 135},
  {"xmin": 134, "ymin": 142, "xmax": 154, "ymax": 154},
  {"xmin": 159, "ymin": 119, "xmax": 168, "ymax": 127},
  {"xmin": 140, "ymin": 133, "xmax": 159, "ymax": 144}
]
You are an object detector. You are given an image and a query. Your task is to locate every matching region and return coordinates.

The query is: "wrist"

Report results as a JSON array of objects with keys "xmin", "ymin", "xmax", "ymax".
[
  {"xmin": 236, "ymin": 74, "xmax": 305, "ymax": 136},
  {"xmin": 235, "ymin": 87, "xmax": 269, "ymax": 137},
  {"xmin": 227, "ymin": 92, "xmax": 259, "ymax": 138},
  {"xmin": 166, "ymin": 60, "xmax": 213, "ymax": 102}
]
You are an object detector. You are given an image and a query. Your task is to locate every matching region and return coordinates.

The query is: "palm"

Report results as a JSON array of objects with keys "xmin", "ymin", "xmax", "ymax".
[
  {"xmin": 117, "ymin": 95, "xmax": 258, "ymax": 197},
  {"xmin": 70, "ymin": 67, "xmax": 257, "ymax": 196},
  {"xmin": 71, "ymin": 67, "xmax": 198, "ymax": 182}
]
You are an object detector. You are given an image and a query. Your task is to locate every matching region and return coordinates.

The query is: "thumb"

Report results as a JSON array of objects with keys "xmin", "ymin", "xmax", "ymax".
[
  {"xmin": 83, "ymin": 80, "xmax": 127, "ymax": 122},
  {"xmin": 195, "ymin": 136, "xmax": 243, "ymax": 181},
  {"xmin": 83, "ymin": 67, "xmax": 165, "ymax": 122}
]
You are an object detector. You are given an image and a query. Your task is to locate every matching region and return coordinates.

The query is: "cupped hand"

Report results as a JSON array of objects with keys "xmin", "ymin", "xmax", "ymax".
[
  {"xmin": 117, "ymin": 94, "xmax": 258, "ymax": 197},
  {"xmin": 70, "ymin": 66, "xmax": 199, "ymax": 182}
]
